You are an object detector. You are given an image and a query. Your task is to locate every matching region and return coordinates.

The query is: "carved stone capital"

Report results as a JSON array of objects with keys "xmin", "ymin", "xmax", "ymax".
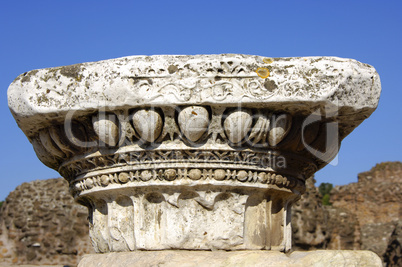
[{"xmin": 8, "ymin": 55, "xmax": 381, "ymax": 252}]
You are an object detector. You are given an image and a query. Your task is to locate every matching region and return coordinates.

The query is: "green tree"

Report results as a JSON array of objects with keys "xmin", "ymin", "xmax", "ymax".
[
  {"xmin": 322, "ymin": 194, "xmax": 331, "ymax": 206},
  {"xmin": 318, "ymin": 183, "xmax": 333, "ymax": 206}
]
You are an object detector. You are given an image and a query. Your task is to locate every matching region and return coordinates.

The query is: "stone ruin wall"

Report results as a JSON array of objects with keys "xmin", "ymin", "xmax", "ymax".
[
  {"xmin": 0, "ymin": 179, "xmax": 92, "ymax": 265},
  {"xmin": 293, "ymin": 161, "xmax": 402, "ymax": 266},
  {"xmin": 0, "ymin": 161, "xmax": 399, "ymax": 266},
  {"xmin": 331, "ymin": 161, "xmax": 402, "ymax": 266}
]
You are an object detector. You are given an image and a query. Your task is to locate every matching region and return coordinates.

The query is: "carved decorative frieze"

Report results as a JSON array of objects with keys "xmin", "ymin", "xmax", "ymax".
[
  {"xmin": 8, "ymin": 55, "xmax": 381, "ymax": 253},
  {"xmin": 86, "ymin": 187, "xmax": 296, "ymax": 252}
]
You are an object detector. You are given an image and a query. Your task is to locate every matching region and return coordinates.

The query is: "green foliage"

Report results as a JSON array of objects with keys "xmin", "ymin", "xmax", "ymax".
[
  {"xmin": 318, "ymin": 183, "xmax": 333, "ymax": 196},
  {"xmin": 318, "ymin": 183, "xmax": 333, "ymax": 206},
  {"xmin": 0, "ymin": 201, "xmax": 3, "ymax": 209},
  {"xmin": 322, "ymin": 194, "xmax": 331, "ymax": 206}
]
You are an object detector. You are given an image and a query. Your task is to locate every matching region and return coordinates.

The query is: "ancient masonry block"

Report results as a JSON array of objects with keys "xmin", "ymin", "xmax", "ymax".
[{"xmin": 8, "ymin": 55, "xmax": 381, "ymax": 264}]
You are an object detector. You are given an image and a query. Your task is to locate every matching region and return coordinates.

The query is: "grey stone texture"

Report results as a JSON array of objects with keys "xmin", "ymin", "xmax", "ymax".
[{"xmin": 78, "ymin": 250, "xmax": 382, "ymax": 267}]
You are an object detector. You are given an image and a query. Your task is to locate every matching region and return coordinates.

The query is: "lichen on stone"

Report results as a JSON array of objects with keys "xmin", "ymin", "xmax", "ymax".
[
  {"xmin": 60, "ymin": 64, "xmax": 84, "ymax": 81},
  {"xmin": 20, "ymin": 69, "xmax": 39, "ymax": 83}
]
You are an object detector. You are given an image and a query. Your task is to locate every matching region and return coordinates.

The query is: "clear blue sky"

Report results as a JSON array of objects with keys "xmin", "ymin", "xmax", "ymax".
[{"xmin": 1, "ymin": 1, "xmax": 401, "ymax": 200}]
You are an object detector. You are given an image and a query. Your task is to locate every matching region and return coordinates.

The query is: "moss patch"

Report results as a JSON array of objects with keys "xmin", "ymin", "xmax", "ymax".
[
  {"xmin": 264, "ymin": 80, "xmax": 277, "ymax": 92},
  {"xmin": 20, "ymin": 70, "xmax": 39, "ymax": 83},
  {"xmin": 37, "ymin": 93, "xmax": 49, "ymax": 104},
  {"xmin": 60, "ymin": 64, "xmax": 83, "ymax": 81}
]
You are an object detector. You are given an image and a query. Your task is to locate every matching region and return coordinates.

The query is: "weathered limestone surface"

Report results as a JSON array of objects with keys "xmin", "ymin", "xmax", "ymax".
[
  {"xmin": 8, "ymin": 55, "xmax": 380, "ymax": 135},
  {"xmin": 78, "ymin": 250, "xmax": 382, "ymax": 267},
  {"xmin": 1, "ymin": 162, "xmax": 399, "ymax": 265},
  {"xmin": 0, "ymin": 175, "xmax": 391, "ymax": 266},
  {"xmin": 7, "ymin": 54, "xmax": 381, "ymax": 264}
]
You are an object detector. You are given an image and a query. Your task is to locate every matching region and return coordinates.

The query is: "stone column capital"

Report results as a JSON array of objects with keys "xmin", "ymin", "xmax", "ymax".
[{"xmin": 8, "ymin": 54, "xmax": 381, "ymax": 252}]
